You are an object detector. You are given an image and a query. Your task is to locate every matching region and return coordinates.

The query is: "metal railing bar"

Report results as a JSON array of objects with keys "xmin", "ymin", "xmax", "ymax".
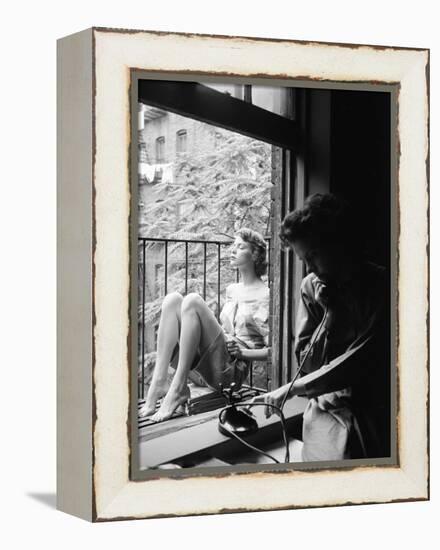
[
  {"xmin": 140, "ymin": 237, "xmax": 234, "ymax": 245},
  {"xmin": 185, "ymin": 242, "xmax": 188, "ymax": 295},
  {"xmin": 203, "ymin": 242, "xmax": 207, "ymax": 300},
  {"xmin": 141, "ymin": 240, "xmax": 146, "ymax": 399},
  {"xmin": 164, "ymin": 241, "xmax": 168, "ymax": 295},
  {"xmin": 140, "ymin": 237, "xmax": 272, "ymax": 245},
  {"xmin": 267, "ymin": 239, "xmax": 271, "ymax": 281},
  {"xmin": 217, "ymin": 244, "xmax": 221, "ymax": 320}
]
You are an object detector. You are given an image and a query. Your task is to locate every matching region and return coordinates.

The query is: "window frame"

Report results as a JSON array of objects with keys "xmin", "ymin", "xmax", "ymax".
[
  {"xmin": 176, "ymin": 128, "xmax": 187, "ymax": 153},
  {"xmin": 155, "ymin": 135, "xmax": 165, "ymax": 162},
  {"xmin": 139, "ymin": 81, "xmax": 303, "ymax": 390}
]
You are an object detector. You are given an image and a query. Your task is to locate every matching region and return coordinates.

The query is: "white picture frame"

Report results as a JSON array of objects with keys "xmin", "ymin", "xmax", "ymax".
[{"xmin": 57, "ymin": 27, "xmax": 429, "ymax": 521}]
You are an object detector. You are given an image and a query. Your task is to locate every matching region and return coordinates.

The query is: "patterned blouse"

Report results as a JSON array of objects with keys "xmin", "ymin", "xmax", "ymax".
[{"xmin": 219, "ymin": 283, "xmax": 270, "ymax": 349}]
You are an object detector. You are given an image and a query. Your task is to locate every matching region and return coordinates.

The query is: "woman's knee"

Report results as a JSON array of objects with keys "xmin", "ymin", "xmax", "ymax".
[
  {"xmin": 181, "ymin": 292, "xmax": 204, "ymax": 314},
  {"xmin": 161, "ymin": 291, "xmax": 183, "ymax": 312}
]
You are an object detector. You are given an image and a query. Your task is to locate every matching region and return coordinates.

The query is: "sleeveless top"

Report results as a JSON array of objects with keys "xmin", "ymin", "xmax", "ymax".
[{"xmin": 219, "ymin": 283, "xmax": 270, "ymax": 349}]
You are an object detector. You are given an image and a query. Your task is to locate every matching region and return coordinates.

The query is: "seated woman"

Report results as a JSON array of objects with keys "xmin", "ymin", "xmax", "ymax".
[
  {"xmin": 251, "ymin": 194, "xmax": 390, "ymax": 460},
  {"xmin": 140, "ymin": 228, "xmax": 270, "ymax": 423}
]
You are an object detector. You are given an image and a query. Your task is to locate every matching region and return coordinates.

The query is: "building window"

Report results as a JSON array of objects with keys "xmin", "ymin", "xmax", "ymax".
[
  {"xmin": 156, "ymin": 136, "xmax": 165, "ymax": 162},
  {"xmin": 176, "ymin": 129, "xmax": 187, "ymax": 153},
  {"xmin": 214, "ymin": 131, "xmax": 224, "ymax": 148},
  {"xmin": 176, "ymin": 199, "xmax": 191, "ymax": 220}
]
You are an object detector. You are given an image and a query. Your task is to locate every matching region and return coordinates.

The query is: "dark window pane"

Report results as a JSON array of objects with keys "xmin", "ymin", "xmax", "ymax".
[
  {"xmin": 176, "ymin": 129, "xmax": 187, "ymax": 153},
  {"xmin": 156, "ymin": 136, "xmax": 165, "ymax": 162}
]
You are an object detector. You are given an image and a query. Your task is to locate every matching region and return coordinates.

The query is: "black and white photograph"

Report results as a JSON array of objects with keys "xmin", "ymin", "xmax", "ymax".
[
  {"xmin": 55, "ymin": 26, "xmax": 429, "ymax": 521},
  {"xmin": 135, "ymin": 78, "xmax": 395, "ymax": 472}
]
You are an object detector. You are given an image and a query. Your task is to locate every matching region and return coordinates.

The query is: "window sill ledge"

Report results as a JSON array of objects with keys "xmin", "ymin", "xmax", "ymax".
[{"xmin": 139, "ymin": 396, "xmax": 308, "ymax": 469}]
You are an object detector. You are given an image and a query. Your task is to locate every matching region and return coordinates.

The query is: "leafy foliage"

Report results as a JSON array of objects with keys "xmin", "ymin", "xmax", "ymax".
[{"xmin": 139, "ymin": 128, "xmax": 272, "ymax": 239}]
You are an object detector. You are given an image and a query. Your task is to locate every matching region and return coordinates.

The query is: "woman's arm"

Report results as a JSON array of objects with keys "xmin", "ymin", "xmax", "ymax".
[
  {"xmin": 239, "ymin": 347, "xmax": 269, "ymax": 361},
  {"xmin": 295, "ymin": 275, "xmax": 326, "ymax": 372},
  {"xmin": 226, "ymin": 340, "xmax": 269, "ymax": 361},
  {"xmin": 219, "ymin": 283, "xmax": 237, "ymax": 336},
  {"xmin": 290, "ymin": 308, "xmax": 386, "ymax": 398},
  {"xmin": 251, "ymin": 309, "xmax": 386, "ymax": 418}
]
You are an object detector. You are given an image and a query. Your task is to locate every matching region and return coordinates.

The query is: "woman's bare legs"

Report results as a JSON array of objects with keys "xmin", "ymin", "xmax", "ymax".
[
  {"xmin": 139, "ymin": 292, "xmax": 183, "ymax": 418},
  {"xmin": 150, "ymin": 293, "xmax": 223, "ymax": 422}
]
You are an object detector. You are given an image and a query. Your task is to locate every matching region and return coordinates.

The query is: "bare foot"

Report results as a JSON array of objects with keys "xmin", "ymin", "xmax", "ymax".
[
  {"xmin": 139, "ymin": 380, "xmax": 169, "ymax": 418},
  {"xmin": 149, "ymin": 385, "xmax": 190, "ymax": 423}
]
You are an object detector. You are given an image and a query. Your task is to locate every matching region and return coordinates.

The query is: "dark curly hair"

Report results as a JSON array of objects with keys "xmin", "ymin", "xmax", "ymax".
[
  {"xmin": 236, "ymin": 228, "xmax": 268, "ymax": 277},
  {"xmin": 280, "ymin": 193, "xmax": 360, "ymax": 251}
]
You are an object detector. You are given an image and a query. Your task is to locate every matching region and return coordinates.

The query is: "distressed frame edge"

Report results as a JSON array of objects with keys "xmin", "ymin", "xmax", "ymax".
[{"xmin": 92, "ymin": 25, "xmax": 429, "ymax": 53}]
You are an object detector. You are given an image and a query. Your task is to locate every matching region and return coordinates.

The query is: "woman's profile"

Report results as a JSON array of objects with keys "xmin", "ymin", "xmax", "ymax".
[{"xmin": 140, "ymin": 228, "xmax": 270, "ymax": 423}]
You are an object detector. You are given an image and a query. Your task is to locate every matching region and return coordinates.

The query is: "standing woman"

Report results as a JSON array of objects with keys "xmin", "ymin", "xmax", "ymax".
[{"xmin": 140, "ymin": 228, "xmax": 270, "ymax": 423}]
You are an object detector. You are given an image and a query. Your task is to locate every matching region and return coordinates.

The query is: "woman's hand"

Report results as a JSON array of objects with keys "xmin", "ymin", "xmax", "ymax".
[
  {"xmin": 226, "ymin": 339, "xmax": 243, "ymax": 359},
  {"xmin": 314, "ymin": 279, "xmax": 334, "ymax": 309},
  {"xmin": 249, "ymin": 385, "xmax": 291, "ymax": 419},
  {"xmin": 313, "ymin": 279, "xmax": 341, "ymax": 333}
]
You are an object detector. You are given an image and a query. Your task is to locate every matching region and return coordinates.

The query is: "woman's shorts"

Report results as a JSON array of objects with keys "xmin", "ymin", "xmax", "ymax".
[{"xmin": 171, "ymin": 331, "xmax": 250, "ymax": 391}]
